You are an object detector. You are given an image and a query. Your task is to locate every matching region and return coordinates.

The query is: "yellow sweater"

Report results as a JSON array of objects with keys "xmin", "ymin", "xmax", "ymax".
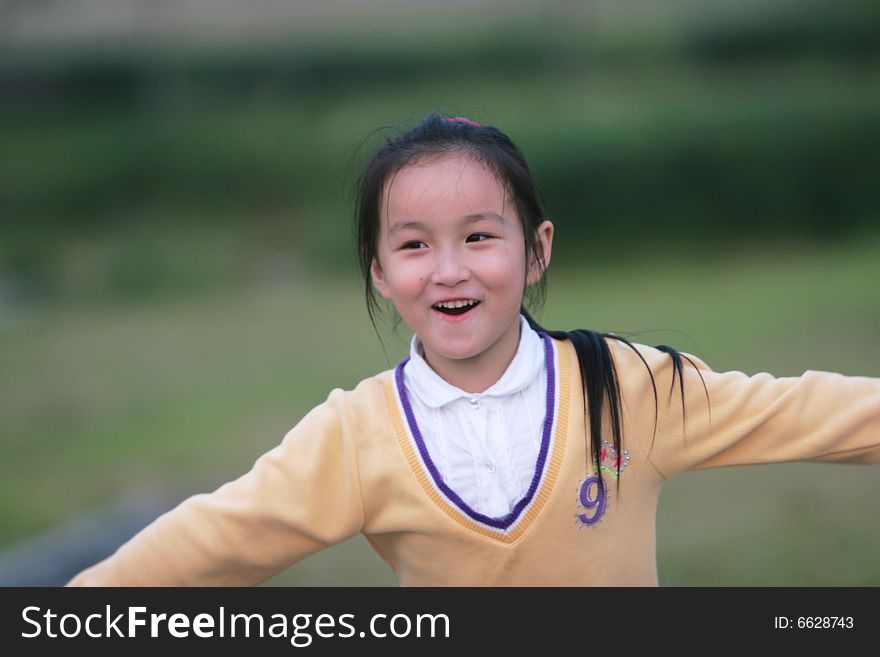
[{"xmin": 67, "ymin": 336, "xmax": 880, "ymax": 586}]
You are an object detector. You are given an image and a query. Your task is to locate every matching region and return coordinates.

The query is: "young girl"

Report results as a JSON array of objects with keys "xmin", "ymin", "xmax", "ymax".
[{"xmin": 68, "ymin": 114, "xmax": 880, "ymax": 586}]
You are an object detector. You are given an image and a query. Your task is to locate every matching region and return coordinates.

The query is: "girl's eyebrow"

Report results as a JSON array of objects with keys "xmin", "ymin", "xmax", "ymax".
[
  {"xmin": 388, "ymin": 212, "xmax": 506, "ymax": 235},
  {"xmin": 388, "ymin": 221, "xmax": 425, "ymax": 235},
  {"xmin": 464, "ymin": 212, "xmax": 506, "ymax": 225}
]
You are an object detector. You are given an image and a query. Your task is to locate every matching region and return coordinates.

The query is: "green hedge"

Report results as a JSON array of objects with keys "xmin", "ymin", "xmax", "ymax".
[{"xmin": 2, "ymin": 1, "xmax": 879, "ymax": 299}]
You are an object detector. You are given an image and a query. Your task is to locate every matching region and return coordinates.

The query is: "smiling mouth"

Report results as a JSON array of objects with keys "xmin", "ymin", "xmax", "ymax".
[{"xmin": 433, "ymin": 300, "xmax": 480, "ymax": 316}]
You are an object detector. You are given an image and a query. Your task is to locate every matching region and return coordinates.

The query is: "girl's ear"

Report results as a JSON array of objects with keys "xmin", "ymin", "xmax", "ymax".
[
  {"xmin": 527, "ymin": 220, "xmax": 554, "ymax": 285},
  {"xmin": 370, "ymin": 258, "xmax": 392, "ymax": 299}
]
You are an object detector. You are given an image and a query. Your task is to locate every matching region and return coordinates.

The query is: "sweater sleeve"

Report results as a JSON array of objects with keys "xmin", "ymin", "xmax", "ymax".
[
  {"xmin": 66, "ymin": 388, "xmax": 365, "ymax": 586},
  {"xmin": 610, "ymin": 338, "xmax": 880, "ymax": 480}
]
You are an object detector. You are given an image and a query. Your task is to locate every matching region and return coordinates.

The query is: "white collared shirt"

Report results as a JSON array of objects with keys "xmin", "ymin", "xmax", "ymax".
[{"xmin": 402, "ymin": 315, "xmax": 548, "ymax": 519}]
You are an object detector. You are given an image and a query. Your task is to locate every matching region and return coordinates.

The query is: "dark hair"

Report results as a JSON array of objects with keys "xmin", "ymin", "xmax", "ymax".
[{"xmin": 354, "ymin": 113, "xmax": 709, "ymax": 495}]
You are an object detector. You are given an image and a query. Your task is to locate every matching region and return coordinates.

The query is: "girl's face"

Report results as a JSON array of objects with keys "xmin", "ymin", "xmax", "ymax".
[{"xmin": 370, "ymin": 153, "xmax": 553, "ymax": 391}]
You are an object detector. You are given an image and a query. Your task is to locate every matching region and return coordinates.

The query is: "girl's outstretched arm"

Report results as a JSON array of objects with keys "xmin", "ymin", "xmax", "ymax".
[
  {"xmin": 608, "ymin": 339, "xmax": 880, "ymax": 479},
  {"xmin": 66, "ymin": 388, "xmax": 365, "ymax": 586}
]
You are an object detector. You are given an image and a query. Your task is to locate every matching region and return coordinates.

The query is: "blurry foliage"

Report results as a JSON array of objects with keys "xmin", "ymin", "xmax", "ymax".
[{"xmin": 0, "ymin": 0, "xmax": 879, "ymax": 302}]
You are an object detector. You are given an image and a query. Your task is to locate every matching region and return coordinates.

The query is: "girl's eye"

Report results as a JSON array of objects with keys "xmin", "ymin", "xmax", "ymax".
[
  {"xmin": 466, "ymin": 233, "xmax": 491, "ymax": 243},
  {"xmin": 401, "ymin": 241, "xmax": 426, "ymax": 250}
]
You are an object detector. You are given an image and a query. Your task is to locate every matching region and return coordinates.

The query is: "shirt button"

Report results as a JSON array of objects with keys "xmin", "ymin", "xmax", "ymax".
[
  {"xmin": 485, "ymin": 462, "xmax": 496, "ymax": 473},
  {"xmin": 469, "ymin": 397, "xmax": 479, "ymax": 408}
]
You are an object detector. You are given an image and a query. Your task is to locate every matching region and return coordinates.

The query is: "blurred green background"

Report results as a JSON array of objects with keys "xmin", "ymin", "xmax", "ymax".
[{"xmin": 1, "ymin": 0, "xmax": 878, "ymax": 586}]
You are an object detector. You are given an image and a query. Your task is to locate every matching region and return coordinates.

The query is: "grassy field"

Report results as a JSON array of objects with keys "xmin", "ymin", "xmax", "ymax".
[{"xmin": 2, "ymin": 235, "xmax": 879, "ymax": 585}]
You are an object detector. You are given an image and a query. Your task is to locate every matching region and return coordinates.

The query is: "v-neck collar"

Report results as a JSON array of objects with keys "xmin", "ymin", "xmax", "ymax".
[{"xmin": 383, "ymin": 333, "xmax": 571, "ymax": 543}]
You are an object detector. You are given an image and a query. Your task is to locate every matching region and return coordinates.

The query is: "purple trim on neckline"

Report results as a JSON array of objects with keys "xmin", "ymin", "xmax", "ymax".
[{"xmin": 394, "ymin": 332, "xmax": 556, "ymax": 530}]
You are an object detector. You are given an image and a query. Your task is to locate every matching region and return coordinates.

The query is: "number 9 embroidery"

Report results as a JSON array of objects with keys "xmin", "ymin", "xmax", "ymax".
[{"xmin": 576, "ymin": 475, "xmax": 607, "ymax": 527}]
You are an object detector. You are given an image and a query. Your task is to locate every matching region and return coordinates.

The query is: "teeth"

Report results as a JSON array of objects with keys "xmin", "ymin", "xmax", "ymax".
[{"xmin": 434, "ymin": 300, "xmax": 478, "ymax": 309}]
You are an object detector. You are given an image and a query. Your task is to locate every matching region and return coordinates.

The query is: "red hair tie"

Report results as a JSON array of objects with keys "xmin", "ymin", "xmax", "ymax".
[{"xmin": 444, "ymin": 116, "xmax": 481, "ymax": 127}]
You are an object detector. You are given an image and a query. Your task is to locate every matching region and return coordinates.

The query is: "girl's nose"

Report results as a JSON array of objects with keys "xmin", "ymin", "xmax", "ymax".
[{"xmin": 431, "ymin": 248, "xmax": 471, "ymax": 286}]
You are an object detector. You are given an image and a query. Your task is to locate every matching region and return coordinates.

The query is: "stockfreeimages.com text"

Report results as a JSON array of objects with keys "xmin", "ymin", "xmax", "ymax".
[{"xmin": 22, "ymin": 605, "xmax": 450, "ymax": 646}]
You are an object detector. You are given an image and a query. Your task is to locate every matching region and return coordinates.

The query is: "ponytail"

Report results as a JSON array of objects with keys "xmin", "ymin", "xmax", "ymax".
[{"xmin": 522, "ymin": 309, "xmax": 709, "ymax": 495}]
